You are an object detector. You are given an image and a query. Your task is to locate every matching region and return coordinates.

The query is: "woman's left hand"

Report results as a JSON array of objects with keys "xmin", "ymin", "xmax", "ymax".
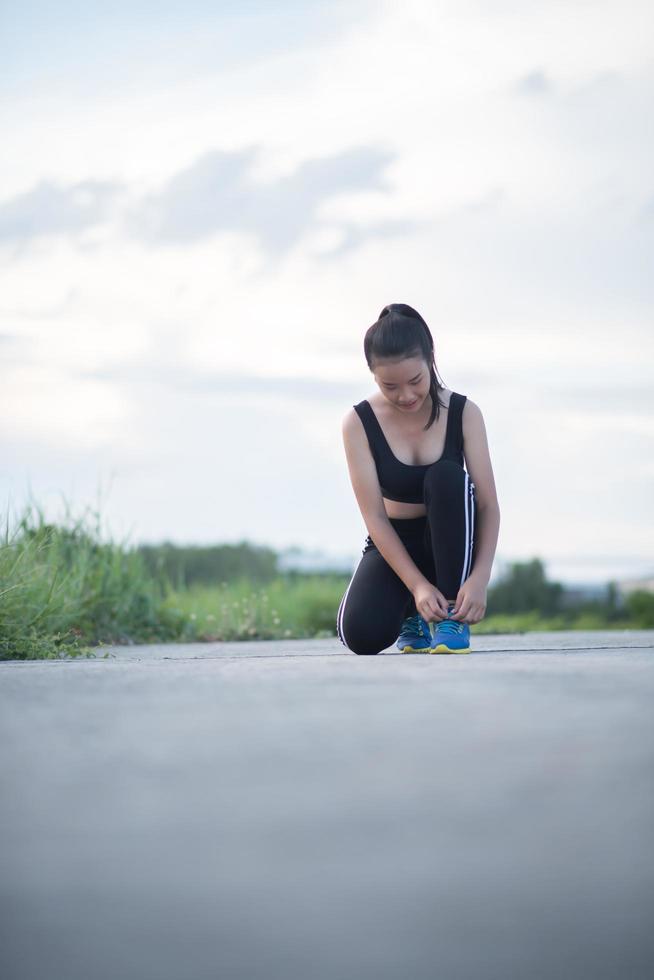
[{"xmin": 449, "ymin": 574, "xmax": 488, "ymax": 624}]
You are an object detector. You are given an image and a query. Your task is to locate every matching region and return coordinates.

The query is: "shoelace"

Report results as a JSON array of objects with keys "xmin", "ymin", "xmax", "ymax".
[
  {"xmin": 435, "ymin": 619, "xmax": 466, "ymax": 635},
  {"xmin": 401, "ymin": 614, "xmax": 428, "ymax": 637}
]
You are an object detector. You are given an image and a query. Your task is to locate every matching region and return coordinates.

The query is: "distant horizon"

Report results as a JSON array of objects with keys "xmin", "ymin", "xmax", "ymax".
[{"xmin": 4, "ymin": 486, "xmax": 653, "ymax": 590}]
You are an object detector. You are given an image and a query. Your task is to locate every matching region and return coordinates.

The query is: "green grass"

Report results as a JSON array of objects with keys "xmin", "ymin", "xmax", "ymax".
[
  {"xmin": 1, "ymin": 497, "xmax": 652, "ymax": 660},
  {"xmin": 159, "ymin": 575, "xmax": 349, "ymax": 643},
  {"xmin": 0, "ymin": 499, "xmax": 187, "ymax": 660},
  {"xmin": 0, "ymin": 499, "xmax": 350, "ymax": 659},
  {"xmin": 472, "ymin": 611, "xmax": 627, "ymax": 633}
]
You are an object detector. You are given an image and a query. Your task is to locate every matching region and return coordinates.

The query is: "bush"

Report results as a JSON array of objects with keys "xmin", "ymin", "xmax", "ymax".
[
  {"xmin": 487, "ymin": 558, "xmax": 564, "ymax": 615},
  {"xmin": 0, "ymin": 499, "xmax": 185, "ymax": 659},
  {"xmin": 625, "ymin": 590, "xmax": 654, "ymax": 628}
]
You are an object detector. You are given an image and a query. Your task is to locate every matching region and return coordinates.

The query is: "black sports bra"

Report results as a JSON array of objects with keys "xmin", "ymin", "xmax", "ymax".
[{"xmin": 352, "ymin": 392, "xmax": 467, "ymax": 503}]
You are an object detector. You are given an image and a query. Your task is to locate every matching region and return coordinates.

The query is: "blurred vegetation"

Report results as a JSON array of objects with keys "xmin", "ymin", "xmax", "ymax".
[
  {"xmin": 487, "ymin": 558, "xmax": 564, "ymax": 615},
  {"xmin": 1, "ymin": 499, "xmax": 652, "ymax": 660},
  {"xmin": 138, "ymin": 540, "xmax": 278, "ymax": 588},
  {"xmin": 0, "ymin": 501, "xmax": 185, "ymax": 660}
]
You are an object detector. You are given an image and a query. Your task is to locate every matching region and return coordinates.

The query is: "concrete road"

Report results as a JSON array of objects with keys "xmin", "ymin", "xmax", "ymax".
[{"xmin": 1, "ymin": 631, "xmax": 653, "ymax": 980}]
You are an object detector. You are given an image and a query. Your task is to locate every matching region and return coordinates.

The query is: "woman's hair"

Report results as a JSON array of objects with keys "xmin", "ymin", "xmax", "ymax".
[{"xmin": 363, "ymin": 302, "xmax": 447, "ymax": 430}]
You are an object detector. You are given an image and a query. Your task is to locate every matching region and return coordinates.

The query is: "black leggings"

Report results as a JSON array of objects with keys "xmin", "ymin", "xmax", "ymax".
[{"xmin": 336, "ymin": 459, "xmax": 477, "ymax": 655}]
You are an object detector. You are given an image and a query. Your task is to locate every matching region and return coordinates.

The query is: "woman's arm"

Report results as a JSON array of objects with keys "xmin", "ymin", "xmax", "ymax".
[
  {"xmin": 341, "ymin": 409, "xmax": 442, "ymax": 599},
  {"xmin": 461, "ymin": 399, "xmax": 501, "ymax": 588}
]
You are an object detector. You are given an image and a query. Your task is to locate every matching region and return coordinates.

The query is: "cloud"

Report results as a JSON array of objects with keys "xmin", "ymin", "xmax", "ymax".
[
  {"xmin": 72, "ymin": 354, "xmax": 654, "ymax": 422},
  {"xmin": 513, "ymin": 69, "xmax": 552, "ymax": 96},
  {"xmin": 0, "ymin": 145, "xmax": 416, "ymax": 258},
  {"xmin": 0, "ymin": 331, "xmax": 33, "ymax": 364},
  {"xmin": 77, "ymin": 362, "xmax": 362, "ymax": 403},
  {"xmin": 311, "ymin": 216, "xmax": 422, "ymax": 260},
  {"xmin": 640, "ymin": 194, "xmax": 654, "ymax": 222},
  {"xmin": 0, "ymin": 180, "xmax": 120, "ymax": 242},
  {"xmin": 129, "ymin": 143, "xmax": 408, "ymax": 255}
]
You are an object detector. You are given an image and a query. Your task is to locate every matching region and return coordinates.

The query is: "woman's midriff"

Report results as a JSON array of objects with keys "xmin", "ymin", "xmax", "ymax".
[{"xmin": 383, "ymin": 499, "xmax": 427, "ymax": 519}]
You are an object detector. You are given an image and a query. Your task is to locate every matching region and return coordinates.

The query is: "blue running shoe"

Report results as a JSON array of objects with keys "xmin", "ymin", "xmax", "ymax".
[
  {"xmin": 429, "ymin": 609, "xmax": 471, "ymax": 654},
  {"xmin": 396, "ymin": 614, "xmax": 432, "ymax": 653}
]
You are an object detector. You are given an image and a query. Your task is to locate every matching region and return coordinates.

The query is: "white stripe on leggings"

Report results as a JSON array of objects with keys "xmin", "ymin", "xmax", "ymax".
[
  {"xmin": 460, "ymin": 472, "xmax": 476, "ymax": 586},
  {"xmin": 336, "ymin": 552, "xmax": 365, "ymax": 647}
]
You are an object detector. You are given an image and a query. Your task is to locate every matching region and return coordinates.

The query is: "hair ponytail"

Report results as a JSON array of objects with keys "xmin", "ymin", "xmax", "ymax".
[{"xmin": 363, "ymin": 302, "xmax": 447, "ymax": 430}]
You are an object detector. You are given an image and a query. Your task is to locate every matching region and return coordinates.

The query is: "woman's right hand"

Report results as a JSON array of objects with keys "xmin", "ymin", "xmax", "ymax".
[{"xmin": 412, "ymin": 580, "xmax": 450, "ymax": 624}]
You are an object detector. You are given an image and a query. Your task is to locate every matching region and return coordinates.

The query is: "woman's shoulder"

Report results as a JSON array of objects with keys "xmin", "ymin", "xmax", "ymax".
[
  {"xmin": 449, "ymin": 390, "xmax": 480, "ymax": 412},
  {"xmin": 342, "ymin": 400, "xmax": 366, "ymax": 424},
  {"xmin": 460, "ymin": 393, "xmax": 480, "ymax": 413},
  {"xmin": 460, "ymin": 395, "xmax": 487, "ymax": 447},
  {"xmin": 341, "ymin": 402, "xmax": 368, "ymax": 439}
]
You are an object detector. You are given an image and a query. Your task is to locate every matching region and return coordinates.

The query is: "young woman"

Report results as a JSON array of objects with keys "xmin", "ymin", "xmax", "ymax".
[{"xmin": 336, "ymin": 303, "xmax": 501, "ymax": 655}]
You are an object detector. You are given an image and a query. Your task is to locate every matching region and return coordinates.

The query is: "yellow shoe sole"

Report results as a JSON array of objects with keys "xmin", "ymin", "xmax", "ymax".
[
  {"xmin": 429, "ymin": 644, "xmax": 470, "ymax": 654},
  {"xmin": 398, "ymin": 644, "xmax": 431, "ymax": 653}
]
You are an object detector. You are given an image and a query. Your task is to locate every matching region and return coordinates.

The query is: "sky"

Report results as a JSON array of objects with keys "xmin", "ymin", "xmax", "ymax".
[{"xmin": 1, "ymin": 0, "xmax": 653, "ymax": 586}]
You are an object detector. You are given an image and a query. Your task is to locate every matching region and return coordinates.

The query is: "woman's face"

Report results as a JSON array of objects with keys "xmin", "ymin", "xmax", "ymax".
[{"xmin": 372, "ymin": 355, "xmax": 431, "ymax": 413}]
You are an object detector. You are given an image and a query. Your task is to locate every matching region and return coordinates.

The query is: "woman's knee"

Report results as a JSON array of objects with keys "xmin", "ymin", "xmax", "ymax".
[
  {"xmin": 335, "ymin": 552, "xmax": 408, "ymax": 655},
  {"xmin": 423, "ymin": 458, "xmax": 466, "ymax": 502},
  {"xmin": 337, "ymin": 608, "xmax": 393, "ymax": 655},
  {"xmin": 424, "ymin": 457, "xmax": 464, "ymax": 490},
  {"xmin": 341, "ymin": 621, "xmax": 388, "ymax": 655}
]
